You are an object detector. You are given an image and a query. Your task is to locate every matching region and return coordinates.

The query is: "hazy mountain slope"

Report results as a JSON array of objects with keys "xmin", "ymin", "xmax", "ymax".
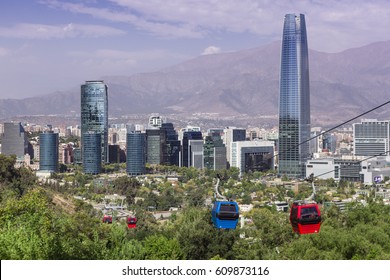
[{"xmin": 1, "ymin": 40, "xmax": 390, "ymax": 126}]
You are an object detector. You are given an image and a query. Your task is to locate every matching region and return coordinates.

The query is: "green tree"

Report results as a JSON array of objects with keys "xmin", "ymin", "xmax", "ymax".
[
  {"xmin": 164, "ymin": 207, "xmax": 239, "ymax": 259},
  {"xmin": 0, "ymin": 188, "xmax": 55, "ymax": 259},
  {"xmin": 112, "ymin": 176, "xmax": 141, "ymax": 205},
  {"xmin": 0, "ymin": 154, "xmax": 36, "ymax": 198},
  {"xmin": 143, "ymin": 235, "xmax": 183, "ymax": 260},
  {"xmin": 249, "ymin": 208, "xmax": 294, "ymax": 248}
]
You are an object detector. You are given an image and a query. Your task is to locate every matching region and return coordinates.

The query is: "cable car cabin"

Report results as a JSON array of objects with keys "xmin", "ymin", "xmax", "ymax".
[
  {"xmin": 127, "ymin": 217, "xmax": 137, "ymax": 229},
  {"xmin": 102, "ymin": 215, "xmax": 112, "ymax": 224},
  {"xmin": 290, "ymin": 201, "xmax": 321, "ymax": 234},
  {"xmin": 211, "ymin": 201, "xmax": 239, "ymax": 229}
]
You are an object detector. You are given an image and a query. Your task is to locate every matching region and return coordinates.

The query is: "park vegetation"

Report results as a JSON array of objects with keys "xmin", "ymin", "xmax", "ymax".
[{"xmin": 0, "ymin": 154, "xmax": 389, "ymax": 260}]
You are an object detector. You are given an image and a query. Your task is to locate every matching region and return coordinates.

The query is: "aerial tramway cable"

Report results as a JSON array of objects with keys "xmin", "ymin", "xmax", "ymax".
[
  {"xmin": 275, "ymin": 100, "xmax": 390, "ymax": 161},
  {"xmin": 284, "ymin": 100, "xmax": 390, "ymax": 234}
]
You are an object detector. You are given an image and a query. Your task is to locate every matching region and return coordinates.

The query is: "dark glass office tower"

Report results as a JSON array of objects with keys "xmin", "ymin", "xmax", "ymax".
[
  {"xmin": 181, "ymin": 131, "xmax": 203, "ymax": 167},
  {"xmin": 39, "ymin": 131, "xmax": 59, "ymax": 172},
  {"xmin": 82, "ymin": 132, "xmax": 101, "ymax": 174},
  {"xmin": 127, "ymin": 131, "xmax": 146, "ymax": 176},
  {"xmin": 204, "ymin": 133, "xmax": 226, "ymax": 170},
  {"xmin": 81, "ymin": 81, "xmax": 108, "ymax": 165},
  {"xmin": 161, "ymin": 123, "xmax": 180, "ymax": 166},
  {"xmin": 146, "ymin": 128, "xmax": 166, "ymax": 165},
  {"xmin": 278, "ymin": 14, "xmax": 311, "ymax": 178}
]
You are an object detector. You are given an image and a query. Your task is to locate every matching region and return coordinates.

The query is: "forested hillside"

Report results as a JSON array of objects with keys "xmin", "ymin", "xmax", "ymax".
[{"xmin": 0, "ymin": 154, "xmax": 389, "ymax": 260}]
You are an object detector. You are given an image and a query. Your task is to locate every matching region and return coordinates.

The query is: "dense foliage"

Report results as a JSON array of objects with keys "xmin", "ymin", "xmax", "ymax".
[{"xmin": 0, "ymin": 155, "xmax": 389, "ymax": 260}]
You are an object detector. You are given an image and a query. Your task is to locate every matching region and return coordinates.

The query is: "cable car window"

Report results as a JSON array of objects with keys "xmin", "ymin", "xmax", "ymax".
[
  {"xmin": 301, "ymin": 207, "xmax": 318, "ymax": 218},
  {"xmin": 220, "ymin": 204, "xmax": 237, "ymax": 212}
]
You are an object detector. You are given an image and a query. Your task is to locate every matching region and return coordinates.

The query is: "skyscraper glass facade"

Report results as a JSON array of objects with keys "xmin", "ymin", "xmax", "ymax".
[
  {"xmin": 82, "ymin": 132, "xmax": 102, "ymax": 174},
  {"xmin": 189, "ymin": 139, "xmax": 204, "ymax": 169},
  {"xmin": 146, "ymin": 128, "xmax": 166, "ymax": 165},
  {"xmin": 127, "ymin": 131, "xmax": 146, "ymax": 175},
  {"xmin": 204, "ymin": 134, "xmax": 226, "ymax": 170},
  {"xmin": 39, "ymin": 131, "xmax": 59, "ymax": 172},
  {"xmin": 2, "ymin": 122, "xmax": 28, "ymax": 160},
  {"xmin": 161, "ymin": 123, "xmax": 180, "ymax": 166},
  {"xmin": 278, "ymin": 14, "xmax": 311, "ymax": 178},
  {"xmin": 81, "ymin": 81, "xmax": 108, "ymax": 165},
  {"xmin": 181, "ymin": 131, "xmax": 203, "ymax": 167}
]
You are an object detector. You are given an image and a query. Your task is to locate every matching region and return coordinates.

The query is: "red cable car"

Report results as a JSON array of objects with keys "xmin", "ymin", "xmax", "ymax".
[
  {"xmin": 289, "ymin": 201, "xmax": 321, "ymax": 234},
  {"xmin": 127, "ymin": 216, "xmax": 137, "ymax": 229},
  {"xmin": 102, "ymin": 215, "xmax": 113, "ymax": 224}
]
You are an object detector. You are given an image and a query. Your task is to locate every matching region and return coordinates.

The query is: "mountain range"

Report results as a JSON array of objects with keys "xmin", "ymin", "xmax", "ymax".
[{"xmin": 1, "ymin": 40, "xmax": 390, "ymax": 127}]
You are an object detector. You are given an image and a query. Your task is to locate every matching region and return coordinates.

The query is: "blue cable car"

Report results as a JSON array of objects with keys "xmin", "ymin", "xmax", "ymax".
[{"xmin": 211, "ymin": 201, "xmax": 239, "ymax": 229}]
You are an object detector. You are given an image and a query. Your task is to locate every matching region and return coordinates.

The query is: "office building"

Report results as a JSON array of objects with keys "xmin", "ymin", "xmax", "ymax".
[
  {"xmin": 81, "ymin": 80, "xmax": 108, "ymax": 164},
  {"xmin": 145, "ymin": 114, "xmax": 169, "ymax": 165},
  {"xmin": 309, "ymin": 131, "xmax": 320, "ymax": 155},
  {"xmin": 223, "ymin": 127, "xmax": 246, "ymax": 167},
  {"xmin": 360, "ymin": 156, "xmax": 390, "ymax": 185},
  {"xmin": 278, "ymin": 14, "xmax": 311, "ymax": 178},
  {"xmin": 181, "ymin": 130, "xmax": 203, "ymax": 167},
  {"xmin": 353, "ymin": 119, "xmax": 389, "ymax": 157},
  {"xmin": 59, "ymin": 143, "xmax": 74, "ymax": 164},
  {"xmin": 148, "ymin": 114, "xmax": 164, "ymax": 128},
  {"xmin": 73, "ymin": 148, "xmax": 82, "ymax": 164},
  {"xmin": 127, "ymin": 131, "xmax": 146, "ymax": 176},
  {"xmin": 1, "ymin": 122, "xmax": 28, "ymax": 161},
  {"xmin": 39, "ymin": 131, "xmax": 59, "ymax": 172},
  {"xmin": 108, "ymin": 144, "xmax": 121, "ymax": 163},
  {"xmin": 146, "ymin": 128, "xmax": 166, "ymax": 165},
  {"xmin": 231, "ymin": 140, "xmax": 274, "ymax": 175},
  {"xmin": 189, "ymin": 139, "xmax": 204, "ymax": 169},
  {"xmin": 82, "ymin": 132, "xmax": 101, "ymax": 174},
  {"xmin": 306, "ymin": 158, "xmax": 340, "ymax": 181},
  {"xmin": 204, "ymin": 133, "xmax": 227, "ymax": 170},
  {"xmin": 161, "ymin": 123, "xmax": 180, "ymax": 166},
  {"xmin": 32, "ymin": 142, "xmax": 40, "ymax": 162},
  {"xmin": 334, "ymin": 158, "xmax": 361, "ymax": 182},
  {"xmin": 322, "ymin": 133, "xmax": 337, "ymax": 153}
]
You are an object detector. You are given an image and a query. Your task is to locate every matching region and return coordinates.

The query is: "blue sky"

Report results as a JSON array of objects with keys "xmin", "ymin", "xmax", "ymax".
[{"xmin": 1, "ymin": 0, "xmax": 390, "ymax": 99}]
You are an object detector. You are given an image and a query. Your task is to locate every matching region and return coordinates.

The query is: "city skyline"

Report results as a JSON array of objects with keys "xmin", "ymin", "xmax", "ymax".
[{"xmin": 1, "ymin": 0, "xmax": 390, "ymax": 99}]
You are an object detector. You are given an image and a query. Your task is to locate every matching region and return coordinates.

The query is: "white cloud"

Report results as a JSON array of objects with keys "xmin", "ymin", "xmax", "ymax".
[
  {"xmin": 0, "ymin": 47, "xmax": 10, "ymax": 56},
  {"xmin": 41, "ymin": 0, "xmax": 390, "ymax": 52},
  {"xmin": 41, "ymin": 0, "xmax": 279, "ymax": 38},
  {"xmin": 68, "ymin": 48, "xmax": 174, "ymax": 61},
  {"xmin": 66, "ymin": 48, "xmax": 189, "ymax": 76},
  {"xmin": 0, "ymin": 23, "xmax": 125, "ymax": 39},
  {"xmin": 41, "ymin": 0, "xmax": 205, "ymax": 38},
  {"xmin": 201, "ymin": 46, "xmax": 221, "ymax": 55}
]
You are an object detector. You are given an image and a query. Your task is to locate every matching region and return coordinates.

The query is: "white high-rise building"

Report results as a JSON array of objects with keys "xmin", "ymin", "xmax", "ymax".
[{"xmin": 353, "ymin": 119, "xmax": 390, "ymax": 157}]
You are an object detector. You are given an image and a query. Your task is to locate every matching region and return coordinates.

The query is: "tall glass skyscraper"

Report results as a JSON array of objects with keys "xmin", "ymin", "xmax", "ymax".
[
  {"xmin": 127, "ymin": 131, "xmax": 146, "ymax": 176},
  {"xmin": 39, "ymin": 131, "xmax": 59, "ymax": 172},
  {"xmin": 81, "ymin": 81, "xmax": 108, "ymax": 167},
  {"xmin": 278, "ymin": 14, "xmax": 311, "ymax": 178}
]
